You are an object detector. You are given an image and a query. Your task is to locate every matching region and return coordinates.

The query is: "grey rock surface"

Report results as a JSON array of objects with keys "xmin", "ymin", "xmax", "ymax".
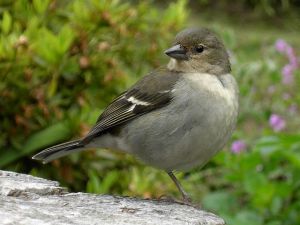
[{"xmin": 0, "ymin": 170, "xmax": 225, "ymax": 225}]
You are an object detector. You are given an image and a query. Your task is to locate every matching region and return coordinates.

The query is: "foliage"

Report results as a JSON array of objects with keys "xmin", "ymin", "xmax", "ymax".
[
  {"xmin": 1, "ymin": 1, "xmax": 300, "ymax": 225},
  {"xmin": 193, "ymin": 0, "xmax": 300, "ymax": 17}
]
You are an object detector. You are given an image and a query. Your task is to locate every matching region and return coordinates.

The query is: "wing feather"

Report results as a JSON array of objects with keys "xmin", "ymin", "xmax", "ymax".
[{"xmin": 81, "ymin": 68, "xmax": 181, "ymax": 143}]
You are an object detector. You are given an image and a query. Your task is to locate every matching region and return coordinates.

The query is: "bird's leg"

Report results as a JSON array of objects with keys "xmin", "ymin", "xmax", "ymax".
[{"xmin": 167, "ymin": 171, "xmax": 192, "ymax": 204}]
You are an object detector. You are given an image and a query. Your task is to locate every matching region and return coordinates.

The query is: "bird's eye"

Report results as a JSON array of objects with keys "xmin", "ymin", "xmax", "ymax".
[{"xmin": 195, "ymin": 45, "xmax": 204, "ymax": 53}]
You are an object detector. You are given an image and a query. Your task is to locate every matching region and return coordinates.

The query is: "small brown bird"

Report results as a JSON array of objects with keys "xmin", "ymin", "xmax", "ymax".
[{"xmin": 33, "ymin": 28, "xmax": 239, "ymax": 203}]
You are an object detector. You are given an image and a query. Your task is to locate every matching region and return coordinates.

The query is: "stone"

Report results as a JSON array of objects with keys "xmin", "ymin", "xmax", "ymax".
[{"xmin": 0, "ymin": 170, "xmax": 225, "ymax": 225}]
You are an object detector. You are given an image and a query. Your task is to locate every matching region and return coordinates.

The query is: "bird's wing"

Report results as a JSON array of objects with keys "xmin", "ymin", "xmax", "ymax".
[{"xmin": 81, "ymin": 68, "xmax": 181, "ymax": 143}]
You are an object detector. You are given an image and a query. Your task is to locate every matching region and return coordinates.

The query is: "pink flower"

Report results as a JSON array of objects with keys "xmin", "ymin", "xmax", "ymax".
[
  {"xmin": 231, "ymin": 140, "xmax": 246, "ymax": 154},
  {"xmin": 275, "ymin": 39, "xmax": 288, "ymax": 53},
  {"xmin": 281, "ymin": 64, "xmax": 294, "ymax": 84},
  {"xmin": 275, "ymin": 39, "xmax": 298, "ymax": 85},
  {"xmin": 286, "ymin": 47, "xmax": 298, "ymax": 67},
  {"xmin": 269, "ymin": 114, "xmax": 286, "ymax": 132}
]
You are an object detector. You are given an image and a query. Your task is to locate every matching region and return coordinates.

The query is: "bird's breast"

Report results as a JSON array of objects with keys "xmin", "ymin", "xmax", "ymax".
[
  {"xmin": 178, "ymin": 72, "xmax": 238, "ymax": 109},
  {"xmin": 171, "ymin": 72, "xmax": 239, "ymax": 134}
]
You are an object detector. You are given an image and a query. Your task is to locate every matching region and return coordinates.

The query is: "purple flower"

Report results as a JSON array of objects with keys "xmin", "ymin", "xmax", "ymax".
[
  {"xmin": 286, "ymin": 47, "xmax": 298, "ymax": 68},
  {"xmin": 231, "ymin": 140, "xmax": 246, "ymax": 154},
  {"xmin": 281, "ymin": 64, "xmax": 294, "ymax": 84},
  {"xmin": 275, "ymin": 39, "xmax": 288, "ymax": 53},
  {"xmin": 275, "ymin": 39, "xmax": 298, "ymax": 85},
  {"xmin": 269, "ymin": 114, "xmax": 286, "ymax": 132}
]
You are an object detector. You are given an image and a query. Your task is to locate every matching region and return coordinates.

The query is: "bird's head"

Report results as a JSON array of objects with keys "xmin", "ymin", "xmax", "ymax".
[{"xmin": 165, "ymin": 28, "xmax": 230, "ymax": 75}]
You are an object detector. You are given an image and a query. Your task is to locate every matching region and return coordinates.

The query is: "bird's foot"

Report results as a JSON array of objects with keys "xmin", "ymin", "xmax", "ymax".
[
  {"xmin": 182, "ymin": 193, "xmax": 192, "ymax": 204},
  {"xmin": 179, "ymin": 194, "xmax": 201, "ymax": 208},
  {"xmin": 158, "ymin": 194, "xmax": 201, "ymax": 209}
]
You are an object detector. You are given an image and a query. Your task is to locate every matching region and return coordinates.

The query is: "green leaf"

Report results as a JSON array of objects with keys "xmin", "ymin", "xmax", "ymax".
[
  {"xmin": 87, "ymin": 170, "xmax": 101, "ymax": 193},
  {"xmin": 283, "ymin": 151, "xmax": 300, "ymax": 168},
  {"xmin": 47, "ymin": 73, "xmax": 58, "ymax": 97},
  {"xmin": 57, "ymin": 25, "xmax": 75, "ymax": 54},
  {"xmin": 100, "ymin": 170, "xmax": 119, "ymax": 193},
  {"xmin": 233, "ymin": 211, "xmax": 263, "ymax": 225},
  {"xmin": 33, "ymin": 0, "xmax": 50, "ymax": 14},
  {"xmin": 243, "ymin": 172, "xmax": 268, "ymax": 194},
  {"xmin": 202, "ymin": 191, "xmax": 238, "ymax": 214},
  {"xmin": 1, "ymin": 11, "xmax": 12, "ymax": 34},
  {"xmin": 33, "ymin": 28, "xmax": 58, "ymax": 64}
]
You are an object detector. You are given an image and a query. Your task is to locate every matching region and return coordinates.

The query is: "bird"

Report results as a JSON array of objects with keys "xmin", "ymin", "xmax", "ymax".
[{"xmin": 33, "ymin": 27, "xmax": 239, "ymax": 203}]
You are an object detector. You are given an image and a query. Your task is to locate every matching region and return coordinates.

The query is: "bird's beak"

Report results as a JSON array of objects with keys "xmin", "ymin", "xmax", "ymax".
[{"xmin": 164, "ymin": 44, "xmax": 188, "ymax": 60}]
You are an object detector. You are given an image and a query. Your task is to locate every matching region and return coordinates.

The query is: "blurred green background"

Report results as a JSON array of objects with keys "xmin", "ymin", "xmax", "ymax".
[{"xmin": 1, "ymin": 0, "xmax": 300, "ymax": 224}]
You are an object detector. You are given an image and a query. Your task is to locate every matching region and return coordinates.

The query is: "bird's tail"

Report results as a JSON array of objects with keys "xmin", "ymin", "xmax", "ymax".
[{"xmin": 32, "ymin": 139, "xmax": 86, "ymax": 164}]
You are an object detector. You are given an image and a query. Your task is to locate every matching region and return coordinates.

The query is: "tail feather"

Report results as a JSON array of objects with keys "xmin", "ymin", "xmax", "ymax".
[{"xmin": 32, "ymin": 139, "xmax": 85, "ymax": 164}]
